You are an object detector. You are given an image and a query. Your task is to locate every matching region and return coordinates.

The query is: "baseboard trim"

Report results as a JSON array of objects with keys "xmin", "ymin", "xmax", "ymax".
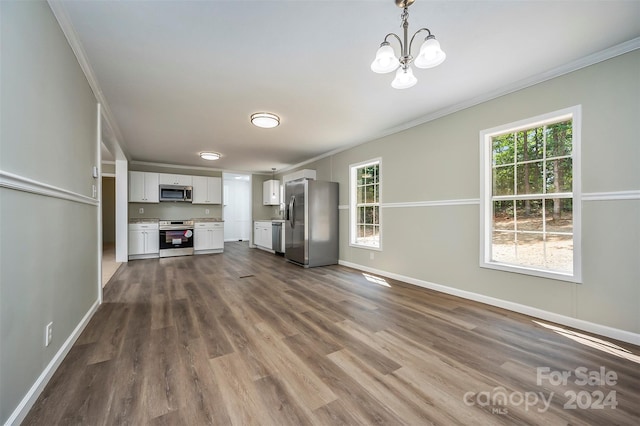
[
  {"xmin": 4, "ymin": 299, "xmax": 100, "ymax": 426},
  {"xmin": 338, "ymin": 260, "xmax": 640, "ymax": 346}
]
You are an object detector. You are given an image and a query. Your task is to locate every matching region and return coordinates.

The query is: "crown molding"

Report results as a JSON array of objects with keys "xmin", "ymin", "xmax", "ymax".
[
  {"xmin": 47, "ymin": 0, "xmax": 130, "ymax": 161},
  {"xmin": 43, "ymin": 2, "xmax": 639, "ymax": 175},
  {"xmin": 130, "ymin": 160, "xmax": 226, "ymax": 173},
  {"xmin": 390, "ymin": 37, "xmax": 640, "ymax": 137},
  {"xmin": 282, "ymin": 38, "xmax": 640, "ymax": 174}
]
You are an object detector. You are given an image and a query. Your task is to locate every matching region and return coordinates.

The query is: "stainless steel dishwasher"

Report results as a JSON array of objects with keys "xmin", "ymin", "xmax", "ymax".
[{"xmin": 272, "ymin": 221, "xmax": 283, "ymax": 255}]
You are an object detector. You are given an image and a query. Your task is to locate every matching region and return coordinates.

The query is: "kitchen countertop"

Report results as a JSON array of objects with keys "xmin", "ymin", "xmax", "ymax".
[
  {"xmin": 129, "ymin": 218, "xmax": 159, "ymax": 224},
  {"xmin": 192, "ymin": 218, "xmax": 224, "ymax": 222}
]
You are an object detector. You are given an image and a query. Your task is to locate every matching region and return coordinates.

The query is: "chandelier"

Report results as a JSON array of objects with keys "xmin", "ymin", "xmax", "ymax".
[{"xmin": 371, "ymin": 0, "xmax": 446, "ymax": 89}]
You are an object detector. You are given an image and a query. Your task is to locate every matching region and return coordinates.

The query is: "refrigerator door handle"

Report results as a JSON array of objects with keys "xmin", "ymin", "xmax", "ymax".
[{"xmin": 288, "ymin": 195, "xmax": 295, "ymax": 228}]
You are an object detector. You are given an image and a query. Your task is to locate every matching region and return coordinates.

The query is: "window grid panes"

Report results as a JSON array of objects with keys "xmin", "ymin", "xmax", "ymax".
[
  {"xmin": 490, "ymin": 118, "xmax": 574, "ymax": 274},
  {"xmin": 351, "ymin": 161, "xmax": 380, "ymax": 248}
]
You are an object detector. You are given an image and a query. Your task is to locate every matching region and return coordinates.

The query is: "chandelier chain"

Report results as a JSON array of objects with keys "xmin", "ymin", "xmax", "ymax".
[{"xmin": 400, "ymin": 7, "xmax": 409, "ymax": 27}]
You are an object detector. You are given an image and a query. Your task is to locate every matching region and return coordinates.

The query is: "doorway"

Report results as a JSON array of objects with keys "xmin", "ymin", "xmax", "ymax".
[
  {"xmin": 101, "ymin": 175, "xmax": 121, "ymax": 286},
  {"xmin": 223, "ymin": 173, "xmax": 251, "ymax": 241}
]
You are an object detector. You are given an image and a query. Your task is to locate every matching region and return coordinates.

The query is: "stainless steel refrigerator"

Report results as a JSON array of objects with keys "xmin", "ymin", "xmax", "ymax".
[{"xmin": 285, "ymin": 179, "xmax": 338, "ymax": 267}]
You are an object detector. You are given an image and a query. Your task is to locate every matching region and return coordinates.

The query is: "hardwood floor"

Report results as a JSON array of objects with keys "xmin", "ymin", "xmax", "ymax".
[
  {"xmin": 24, "ymin": 242, "xmax": 640, "ymax": 425},
  {"xmin": 101, "ymin": 242, "xmax": 121, "ymax": 287}
]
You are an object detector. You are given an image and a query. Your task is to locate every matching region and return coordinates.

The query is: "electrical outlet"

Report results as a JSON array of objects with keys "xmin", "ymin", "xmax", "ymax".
[
  {"xmin": 139, "ymin": 208, "xmax": 144, "ymax": 214},
  {"xmin": 370, "ymin": 252, "xmax": 375, "ymax": 260},
  {"xmin": 45, "ymin": 322, "xmax": 53, "ymax": 347},
  {"xmin": 205, "ymin": 208, "xmax": 210, "ymax": 215}
]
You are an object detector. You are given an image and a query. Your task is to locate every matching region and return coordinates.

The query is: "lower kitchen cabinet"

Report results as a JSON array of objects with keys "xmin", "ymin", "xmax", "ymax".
[
  {"xmin": 254, "ymin": 221, "xmax": 273, "ymax": 250},
  {"xmin": 194, "ymin": 222, "xmax": 224, "ymax": 254},
  {"xmin": 128, "ymin": 223, "xmax": 159, "ymax": 259}
]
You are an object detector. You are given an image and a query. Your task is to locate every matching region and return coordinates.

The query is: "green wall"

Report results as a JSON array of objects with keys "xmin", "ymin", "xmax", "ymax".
[
  {"xmin": 252, "ymin": 174, "xmax": 280, "ymax": 221},
  {"xmin": 0, "ymin": 1, "xmax": 100, "ymax": 423},
  {"xmin": 293, "ymin": 51, "xmax": 640, "ymax": 336}
]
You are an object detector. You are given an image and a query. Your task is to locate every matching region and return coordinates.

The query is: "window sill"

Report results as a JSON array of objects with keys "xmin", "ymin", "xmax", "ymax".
[
  {"xmin": 480, "ymin": 261, "xmax": 581, "ymax": 284},
  {"xmin": 350, "ymin": 242, "xmax": 382, "ymax": 251}
]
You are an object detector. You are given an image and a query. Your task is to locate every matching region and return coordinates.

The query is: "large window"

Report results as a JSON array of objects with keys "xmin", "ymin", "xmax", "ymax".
[
  {"xmin": 480, "ymin": 106, "xmax": 581, "ymax": 282},
  {"xmin": 350, "ymin": 159, "xmax": 381, "ymax": 249}
]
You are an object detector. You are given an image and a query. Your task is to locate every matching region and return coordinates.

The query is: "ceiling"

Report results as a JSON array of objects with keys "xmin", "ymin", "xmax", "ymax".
[{"xmin": 58, "ymin": 0, "xmax": 640, "ymax": 173}]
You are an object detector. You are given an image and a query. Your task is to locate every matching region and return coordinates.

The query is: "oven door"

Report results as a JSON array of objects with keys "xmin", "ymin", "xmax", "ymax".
[{"xmin": 159, "ymin": 229, "xmax": 194, "ymax": 250}]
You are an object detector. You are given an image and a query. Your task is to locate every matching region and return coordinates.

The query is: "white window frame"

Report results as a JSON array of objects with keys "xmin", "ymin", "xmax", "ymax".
[
  {"xmin": 479, "ymin": 106, "xmax": 582, "ymax": 283},
  {"xmin": 349, "ymin": 158, "xmax": 382, "ymax": 250}
]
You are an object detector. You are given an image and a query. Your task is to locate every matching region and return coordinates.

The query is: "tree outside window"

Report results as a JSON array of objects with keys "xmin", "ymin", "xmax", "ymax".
[
  {"xmin": 481, "ymin": 106, "xmax": 581, "ymax": 282},
  {"xmin": 350, "ymin": 159, "xmax": 381, "ymax": 249}
]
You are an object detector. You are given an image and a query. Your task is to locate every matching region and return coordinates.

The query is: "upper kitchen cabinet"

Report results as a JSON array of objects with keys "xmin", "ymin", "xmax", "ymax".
[
  {"xmin": 159, "ymin": 173, "xmax": 193, "ymax": 186},
  {"xmin": 263, "ymin": 179, "xmax": 280, "ymax": 205},
  {"xmin": 192, "ymin": 176, "xmax": 222, "ymax": 204},
  {"xmin": 129, "ymin": 171, "xmax": 159, "ymax": 203}
]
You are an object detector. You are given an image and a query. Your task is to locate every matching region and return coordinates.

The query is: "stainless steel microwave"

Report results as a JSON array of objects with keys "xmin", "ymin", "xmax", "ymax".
[{"xmin": 159, "ymin": 185, "xmax": 192, "ymax": 202}]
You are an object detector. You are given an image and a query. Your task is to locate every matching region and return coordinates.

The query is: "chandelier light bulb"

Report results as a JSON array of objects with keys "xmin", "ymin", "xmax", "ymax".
[
  {"xmin": 371, "ymin": 43, "xmax": 399, "ymax": 74},
  {"xmin": 391, "ymin": 66, "xmax": 417, "ymax": 89},
  {"xmin": 414, "ymin": 36, "xmax": 446, "ymax": 69}
]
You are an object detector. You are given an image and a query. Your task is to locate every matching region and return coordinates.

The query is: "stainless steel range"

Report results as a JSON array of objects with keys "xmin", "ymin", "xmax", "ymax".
[{"xmin": 159, "ymin": 220, "xmax": 194, "ymax": 257}]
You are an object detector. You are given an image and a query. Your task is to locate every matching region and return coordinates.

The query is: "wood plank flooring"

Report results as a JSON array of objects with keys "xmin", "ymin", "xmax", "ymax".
[{"xmin": 23, "ymin": 242, "xmax": 640, "ymax": 425}]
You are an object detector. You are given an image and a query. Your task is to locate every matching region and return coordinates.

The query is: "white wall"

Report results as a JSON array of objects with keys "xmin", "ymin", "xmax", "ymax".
[
  {"xmin": 0, "ymin": 1, "xmax": 100, "ymax": 423},
  {"xmin": 297, "ymin": 51, "xmax": 640, "ymax": 341}
]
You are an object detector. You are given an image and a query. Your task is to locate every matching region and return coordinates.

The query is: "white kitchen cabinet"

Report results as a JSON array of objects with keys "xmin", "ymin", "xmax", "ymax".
[
  {"xmin": 283, "ymin": 169, "xmax": 316, "ymax": 183},
  {"xmin": 194, "ymin": 222, "xmax": 224, "ymax": 253},
  {"xmin": 192, "ymin": 176, "xmax": 222, "ymax": 204},
  {"xmin": 253, "ymin": 221, "xmax": 273, "ymax": 250},
  {"xmin": 159, "ymin": 173, "xmax": 193, "ymax": 186},
  {"xmin": 128, "ymin": 223, "xmax": 159, "ymax": 259},
  {"xmin": 129, "ymin": 171, "xmax": 159, "ymax": 203},
  {"xmin": 263, "ymin": 180, "xmax": 280, "ymax": 205}
]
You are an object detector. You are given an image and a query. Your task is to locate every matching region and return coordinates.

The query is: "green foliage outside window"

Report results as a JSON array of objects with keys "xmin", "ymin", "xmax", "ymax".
[
  {"xmin": 490, "ymin": 119, "xmax": 574, "ymax": 273},
  {"xmin": 355, "ymin": 163, "xmax": 380, "ymax": 246}
]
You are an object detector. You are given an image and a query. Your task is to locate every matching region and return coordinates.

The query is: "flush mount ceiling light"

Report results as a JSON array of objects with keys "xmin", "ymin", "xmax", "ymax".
[
  {"xmin": 199, "ymin": 152, "xmax": 220, "ymax": 161},
  {"xmin": 250, "ymin": 112, "xmax": 280, "ymax": 129},
  {"xmin": 371, "ymin": 0, "xmax": 446, "ymax": 89}
]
